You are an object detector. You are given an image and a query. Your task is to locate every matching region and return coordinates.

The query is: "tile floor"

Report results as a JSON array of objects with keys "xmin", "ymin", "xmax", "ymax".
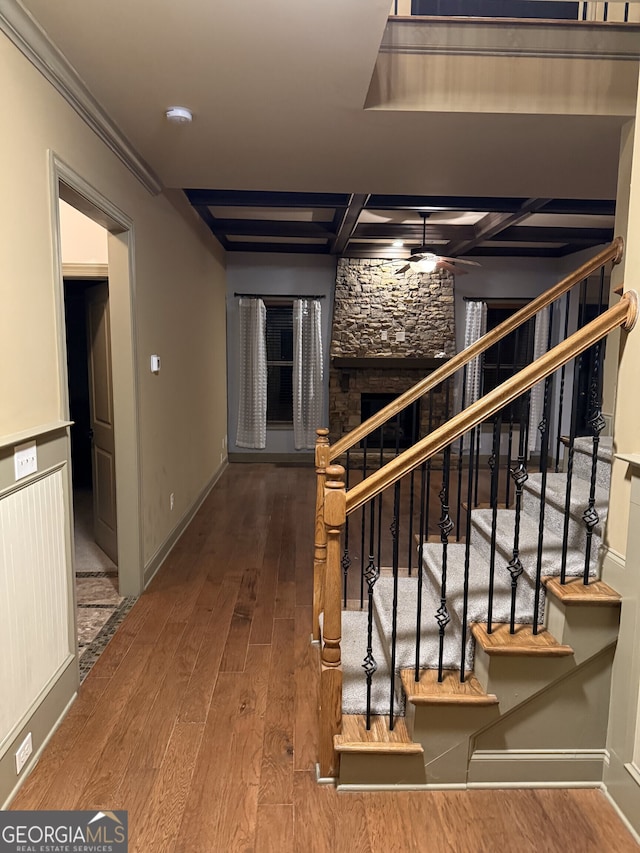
[{"xmin": 73, "ymin": 489, "xmax": 137, "ymax": 681}]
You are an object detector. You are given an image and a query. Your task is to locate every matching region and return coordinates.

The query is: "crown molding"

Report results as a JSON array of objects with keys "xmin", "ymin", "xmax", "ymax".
[{"xmin": 0, "ymin": 0, "xmax": 163, "ymax": 195}]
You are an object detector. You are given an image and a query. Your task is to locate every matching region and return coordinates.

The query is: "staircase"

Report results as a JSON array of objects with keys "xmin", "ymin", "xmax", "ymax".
[
  {"xmin": 335, "ymin": 438, "xmax": 621, "ymax": 786},
  {"xmin": 313, "ymin": 242, "xmax": 637, "ymax": 785}
]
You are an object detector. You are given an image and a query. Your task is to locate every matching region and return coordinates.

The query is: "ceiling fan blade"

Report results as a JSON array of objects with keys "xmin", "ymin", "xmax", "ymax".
[
  {"xmin": 395, "ymin": 263, "xmax": 411, "ymax": 274},
  {"xmin": 438, "ymin": 259, "xmax": 467, "ymax": 275},
  {"xmin": 440, "ymin": 256, "xmax": 481, "ymax": 267}
]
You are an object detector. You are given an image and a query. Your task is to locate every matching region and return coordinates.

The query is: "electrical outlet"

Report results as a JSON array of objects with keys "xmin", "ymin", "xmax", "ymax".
[
  {"xmin": 14, "ymin": 441, "xmax": 37, "ymax": 481},
  {"xmin": 15, "ymin": 732, "xmax": 32, "ymax": 775},
  {"xmin": 395, "ymin": 330, "xmax": 406, "ymax": 343},
  {"xmin": 170, "ymin": 492, "xmax": 174, "ymax": 511},
  {"xmin": 381, "ymin": 330, "xmax": 388, "ymax": 341}
]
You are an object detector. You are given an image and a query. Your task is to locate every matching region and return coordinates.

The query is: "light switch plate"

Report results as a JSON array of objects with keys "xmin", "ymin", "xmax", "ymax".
[
  {"xmin": 395, "ymin": 330, "xmax": 406, "ymax": 342},
  {"xmin": 14, "ymin": 441, "xmax": 37, "ymax": 481}
]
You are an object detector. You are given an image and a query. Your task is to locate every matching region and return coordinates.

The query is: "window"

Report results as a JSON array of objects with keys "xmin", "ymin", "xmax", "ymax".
[
  {"xmin": 265, "ymin": 301, "xmax": 293, "ymax": 424},
  {"xmin": 482, "ymin": 302, "xmax": 535, "ymax": 421}
]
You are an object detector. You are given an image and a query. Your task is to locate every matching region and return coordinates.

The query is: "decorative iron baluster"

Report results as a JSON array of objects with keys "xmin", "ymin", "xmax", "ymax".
[
  {"xmin": 415, "ymin": 460, "xmax": 427, "ymax": 682},
  {"xmin": 583, "ymin": 342, "xmax": 605, "ymax": 585},
  {"xmin": 407, "ymin": 395, "xmax": 419, "ymax": 576},
  {"xmin": 487, "ymin": 412, "xmax": 502, "ymax": 634},
  {"xmin": 436, "ymin": 446, "xmax": 453, "ymax": 683},
  {"xmin": 360, "ymin": 437, "xmax": 368, "ymax": 608},
  {"xmin": 561, "ymin": 350, "xmax": 583, "ymax": 585},
  {"xmin": 507, "ymin": 394, "xmax": 530, "ymax": 634},
  {"xmin": 377, "ymin": 426, "xmax": 384, "ymax": 573},
  {"xmin": 342, "ymin": 448, "xmax": 352, "ymax": 608},
  {"xmin": 426, "ymin": 389, "xmax": 434, "ymax": 540},
  {"xmin": 504, "ymin": 412, "xmax": 513, "ymax": 506},
  {"xmin": 532, "ymin": 310, "xmax": 555, "ymax": 634},
  {"xmin": 362, "ymin": 497, "xmax": 379, "ymax": 730},
  {"xmin": 460, "ymin": 427, "xmax": 476, "ymax": 680},
  {"xmin": 456, "ymin": 366, "xmax": 468, "ymax": 541},
  {"xmin": 389, "ymin": 481, "xmax": 401, "ymax": 730},
  {"xmin": 555, "ymin": 292, "xmax": 571, "ymax": 472}
]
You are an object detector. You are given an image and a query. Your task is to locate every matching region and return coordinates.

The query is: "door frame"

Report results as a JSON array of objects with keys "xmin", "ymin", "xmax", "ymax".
[{"xmin": 49, "ymin": 153, "xmax": 143, "ymax": 597}]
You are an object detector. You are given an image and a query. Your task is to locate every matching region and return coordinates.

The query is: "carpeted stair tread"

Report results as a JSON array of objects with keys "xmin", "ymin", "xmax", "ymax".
[
  {"xmin": 400, "ymin": 668, "xmax": 498, "ymax": 706},
  {"xmin": 572, "ymin": 436, "xmax": 612, "ymax": 491},
  {"xmin": 420, "ymin": 541, "xmax": 542, "ymax": 626},
  {"xmin": 340, "ymin": 609, "xmax": 402, "ymax": 716},
  {"xmin": 471, "ymin": 507, "xmax": 595, "ymax": 578},
  {"xmin": 334, "ymin": 714, "xmax": 423, "ymax": 754},
  {"xmin": 523, "ymin": 472, "xmax": 608, "ymax": 537},
  {"xmin": 373, "ymin": 575, "xmax": 471, "ymax": 673},
  {"xmin": 472, "ymin": 622, "xmax": 573, "ymax": 656}
]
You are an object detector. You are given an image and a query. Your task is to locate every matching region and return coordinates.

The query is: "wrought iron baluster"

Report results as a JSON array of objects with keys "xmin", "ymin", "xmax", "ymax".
[
  {"xmin": 555, "ymin": 292, "xmax": 571, "ymax": 472},
  {"xmin": 487, "ymin": 411, "xmax": 502, "ymax": 634},
  {"xmin": 436, "ymin": 446, "xmax": 453, "ymax": 683},
  {"xmin": 389, "ymin": 481, "xmax": 401, "ymax": 730},
  {"xmin": 532, "ymin": 311, "xmax": 555, "ymax": 634},
  {"xmin": 460, "ymin": 427, "xmax": 475, "ymax": 680},
  {"xmin": 473, "ymin": 423, "xmax": 481, "ymax": 508},
  {"xmin": 426, "ymin": 389, "xmax": 434, "ymax": 540},
  {"xmin": 362, "ymin": 497, "xmax": 379, "ymax": 730},
  {"xmin": 456, "ymin": 366, "xmax": 468, "ymax": 541},
  {"xmin": 342, "ymin": 448, "xmax": 352, "ymax": 608},
  {"xmin": 360, "ymin": 437, "xmax": 368, "ymax": 608},
  {"xmin": 506, "ymin": 413, "xmax": 514, "ymax": 507},
  {"xmin": 377, "ymin": 427, "xmax": 384, "ymax": 572},
  {"xmin": 407, "ymin": 398, "xmax": 419, "ymax": 576},
  {"xmin": 583, "ymin": 342, "xmax": 605, "ymax": 585},
  {"xmin": 561, "ymin": 350, "xmax": 583, "ymax": 585},
  {"xmin": 415, "ymin": 460, "xmax": 427, "ymax": 682},
  {"xmin": 507, "ymin": 393, "xmax": 530, "ymax": 634}
]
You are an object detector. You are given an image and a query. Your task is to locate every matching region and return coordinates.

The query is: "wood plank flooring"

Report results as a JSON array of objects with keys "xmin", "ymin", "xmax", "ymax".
[{"xmin": 10, "ymin": 463, "xmax": 639, "ymax": 852}]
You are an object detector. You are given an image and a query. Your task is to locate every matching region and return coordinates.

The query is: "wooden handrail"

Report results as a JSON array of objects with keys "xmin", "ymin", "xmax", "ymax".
[
  {"xmin": 329, "ymin": 237, "xmax": 623, "ymax": 461},
  {"xmin": 345, "ymin": 290, "xmax": 637, "ymax": 516}
]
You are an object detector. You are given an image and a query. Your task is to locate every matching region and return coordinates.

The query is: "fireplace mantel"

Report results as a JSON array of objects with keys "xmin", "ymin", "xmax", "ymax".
[{"xmin": 332, "ymin": 357, "xmax": 448, "ymax": 371}]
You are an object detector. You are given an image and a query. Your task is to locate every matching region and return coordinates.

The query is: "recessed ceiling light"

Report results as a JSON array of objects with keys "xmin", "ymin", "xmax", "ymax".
[
  {"xmin": 165, "ymin": 106, "xmax": 193, "ymax": 124},
  {"xmin": 392, "ymin": 240, "xmax": 404, "ymax": 247}
]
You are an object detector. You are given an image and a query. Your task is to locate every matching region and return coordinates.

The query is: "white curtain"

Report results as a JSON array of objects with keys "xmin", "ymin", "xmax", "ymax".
[
  {"xmin": 236, "ymin": 297, "xmax": 267, "ymax": 449},
  {"xmin": 463, "ymin": 300, "xmax": 487, "ymax": 407},
  {"xmin": 528, "ymin": 305, "xmax": 551, "ymax": 453},
  {"xmin": 293, "ymin": 298, "xmax": 324, "ymax": 450}
]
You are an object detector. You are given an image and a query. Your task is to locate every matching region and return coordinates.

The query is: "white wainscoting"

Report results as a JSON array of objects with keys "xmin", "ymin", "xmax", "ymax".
[{"xmin": 0, "ymin": 468, "xmax": 72, "ymax": 753}]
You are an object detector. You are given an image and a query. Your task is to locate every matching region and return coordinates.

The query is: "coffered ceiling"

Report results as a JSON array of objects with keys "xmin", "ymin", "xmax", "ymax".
[{"xmin": 17, "ymin": 0, "xmax": 634, "ymax": 260}]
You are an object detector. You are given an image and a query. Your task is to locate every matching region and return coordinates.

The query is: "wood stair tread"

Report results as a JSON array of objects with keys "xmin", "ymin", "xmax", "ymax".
[
  {"xmin": 543, "ymin": 576, "xmax": 621, "ymax": 606},
  {"xmin": 400, "ymin": 668, "xmax": 498, "ymax": 706},
  {"xmin": 334, "ymin": 715, "xmax": 423, "ymax": 755},
  {"xmin": 472, "ymin": 622, "xmax": 574, "ymax": 656}
]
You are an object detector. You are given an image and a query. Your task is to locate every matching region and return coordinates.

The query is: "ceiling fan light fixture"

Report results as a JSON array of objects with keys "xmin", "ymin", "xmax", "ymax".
[
  {"xmin": 410, "ymin": 253, "xmax": 438, "ymax": 274},
  {"xmin": 165, "ymin": 106, "xmax": 193, "ymax": 124}
]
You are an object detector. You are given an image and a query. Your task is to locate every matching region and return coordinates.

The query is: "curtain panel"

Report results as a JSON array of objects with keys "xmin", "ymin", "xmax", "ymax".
[
  {"xmin": 236, "ymin": 297, "xmax": 267, "ymax": 449},
  {"xmin": 293, "ymin": 299, "xmax": 324, "ymax": 450}
]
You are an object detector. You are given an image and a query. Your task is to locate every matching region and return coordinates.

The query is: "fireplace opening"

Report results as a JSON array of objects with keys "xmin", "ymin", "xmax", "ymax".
[{"xmin": 360, "ymin": 393, "xmax": 420, "ymax": 449}]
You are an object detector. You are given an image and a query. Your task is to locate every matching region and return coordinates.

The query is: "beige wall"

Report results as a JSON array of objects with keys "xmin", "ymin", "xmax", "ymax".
[
  {"xmin": 59, "ymin": 200, "xmax": 109, "ymax": 265},
  {"xmin": 0, "ymin": 30, "xmax": 227, "ymax": 564}
]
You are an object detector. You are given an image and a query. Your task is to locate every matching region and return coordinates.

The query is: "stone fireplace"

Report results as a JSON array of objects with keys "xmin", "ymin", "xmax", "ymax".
[{"xmin": 329, "ymin": 258, "xmax": 456, "ymax": 445}]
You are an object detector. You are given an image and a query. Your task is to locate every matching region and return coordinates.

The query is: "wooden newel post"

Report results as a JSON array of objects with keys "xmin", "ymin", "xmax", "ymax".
[
  {"xmin": 319, "ymin": 463, "xmax": 346, "ymax": 779},
  {"xmin": 312, "ymin": 428, "xmax": 331, "ymax": 642}
]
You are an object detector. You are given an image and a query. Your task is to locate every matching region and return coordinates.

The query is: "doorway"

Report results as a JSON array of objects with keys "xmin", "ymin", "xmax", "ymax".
[{"xmin": 53, "ymin": 157, "xmax": 143, "ymax": 679}]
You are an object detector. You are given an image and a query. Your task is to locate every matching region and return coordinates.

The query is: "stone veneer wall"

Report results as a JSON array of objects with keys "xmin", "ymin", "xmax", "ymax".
[{"xmin": 329, "ymin": 259, "xmax": 456, "ymax": 442}]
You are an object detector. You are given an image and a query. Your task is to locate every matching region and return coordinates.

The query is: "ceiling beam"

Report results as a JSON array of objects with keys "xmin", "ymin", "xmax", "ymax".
[
  {"xmin": 329, "ymin": 194, "xmax": 370, "ymax": 255},
  {"xmin": 366, "ymin": 194, "xmax": 526, "ymax": 212},
  {"xmin": 224, "ymin": 242, "xmax": 330, "ymax": 254},
  {"xmin": 540, "ymin": 199, "xmax": 615, "ymax": 216},
  {"xmin": 353, "ymin": 223, "xmax": 475, "ymax": 241},
  {"xmin": 206, "ymin": 219, "xmax": 335, "ymax": 238},
  {"xmin": 184, "ymin": 189, "xmax": 350, "ymax": 208},
  {"xmin": 495, "ymin": 225, "xmax": 614, "ymax": 244},
  {"xmin": 193, "ymin": 206, "xmax": 231, "ymax": 250},
  {"xmin": 443, "ymin": 198, "xmax": 553, "ymax": 256}
]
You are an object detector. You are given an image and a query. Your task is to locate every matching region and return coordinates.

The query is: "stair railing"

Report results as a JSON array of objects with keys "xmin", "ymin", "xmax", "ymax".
[
  {"xmin": 317, "ymin": 289, "xmax": 637, "ymax": 778},
  {"xmin": 312, "ymin": 238, "xmax": 622, "ymax": 640}
]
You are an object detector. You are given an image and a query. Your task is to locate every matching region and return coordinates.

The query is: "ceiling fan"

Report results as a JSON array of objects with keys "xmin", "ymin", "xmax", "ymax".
[{"xmin": 394, "ymin": 212, "xmax": 481, "ymax": 275}]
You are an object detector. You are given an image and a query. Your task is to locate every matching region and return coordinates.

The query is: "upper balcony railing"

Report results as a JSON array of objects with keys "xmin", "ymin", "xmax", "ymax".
[{"xmin": 390, "ymin": 0, "xmax": 640, "ymax": 23}]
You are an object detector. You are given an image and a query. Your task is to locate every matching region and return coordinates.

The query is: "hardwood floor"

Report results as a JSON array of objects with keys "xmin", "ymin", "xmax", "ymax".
[{"xmin": 10, "ymin": 463, "xmax": 639, "ymax": 852}]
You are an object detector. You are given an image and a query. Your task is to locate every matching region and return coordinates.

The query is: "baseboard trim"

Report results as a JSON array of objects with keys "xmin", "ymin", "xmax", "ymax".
[
  {"xmin": 467, "ymin": 748, "xmax": 608, "ymax": 785},
  {"xmin": 1, "ymin": 659, "xmax": 77, "ymax": 808},
  {"xmin": 228, "ymin": 452, "xmax": 314, "ymax": 465},
  {"xmin": 337, "ymin": 780, "xmax": 606, "ymax": 792},
  {"xmin": 603, "ymin": 780, "xmax": 640, "ymax": 846},
  {"xmin": 143, "ymin": 461, "xmax": 227, "ymax": 588}
]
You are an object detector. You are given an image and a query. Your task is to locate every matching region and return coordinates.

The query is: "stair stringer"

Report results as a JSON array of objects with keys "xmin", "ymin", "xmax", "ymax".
[{"xmin": 402, "ymin": 597, "xmax": 620, "ymax": 787}]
